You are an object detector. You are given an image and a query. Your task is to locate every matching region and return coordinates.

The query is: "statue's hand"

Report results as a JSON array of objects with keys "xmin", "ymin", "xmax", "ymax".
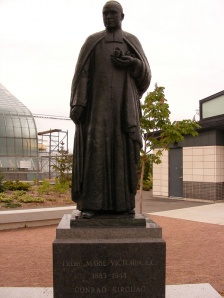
[
  {"xmin": 70, "ymin": 106, "xmax": 85, "ymax": 124},
  {"xmin": 112, "ymin": 55, "xmax": 137, "ymax": 69}
]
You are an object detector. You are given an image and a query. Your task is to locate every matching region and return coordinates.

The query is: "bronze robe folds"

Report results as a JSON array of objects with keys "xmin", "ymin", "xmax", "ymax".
[{"xmin": 70, "ymin": 29, "xmax": 151, "ymax": 212}]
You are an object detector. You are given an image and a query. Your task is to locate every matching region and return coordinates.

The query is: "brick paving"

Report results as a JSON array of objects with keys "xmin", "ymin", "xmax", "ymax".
[{"xmin": 0, "ymin": 215, "xmax": 223, "ymax": 296}]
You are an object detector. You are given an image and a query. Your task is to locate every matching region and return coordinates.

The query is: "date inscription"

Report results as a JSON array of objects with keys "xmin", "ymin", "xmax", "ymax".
[{"xmin": 92, "ymin": 272, "xmax": 127, "ymax": 279}]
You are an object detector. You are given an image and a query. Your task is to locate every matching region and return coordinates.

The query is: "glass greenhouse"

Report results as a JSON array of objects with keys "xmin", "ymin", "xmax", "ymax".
[{"xmin": 0, "ymin": 83, "xmax": 39, "ymax": 180}]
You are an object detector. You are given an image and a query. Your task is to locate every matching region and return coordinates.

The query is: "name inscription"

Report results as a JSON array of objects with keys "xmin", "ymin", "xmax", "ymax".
[
  {"xmin": 73, "ymin": 286, "xmax": 146, "ymax": 294},
  {"xmin": 62, "ymin": 259, "xmax": 155, "ymax": 267}
]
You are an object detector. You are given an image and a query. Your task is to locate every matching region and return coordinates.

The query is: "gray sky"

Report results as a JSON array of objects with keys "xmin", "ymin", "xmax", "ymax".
[{"xmin": 0, "ymin": 0, "xmax": 224, "ymax": 121}]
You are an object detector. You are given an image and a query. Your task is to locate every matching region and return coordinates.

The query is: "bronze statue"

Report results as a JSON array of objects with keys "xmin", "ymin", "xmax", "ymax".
[{"xmin": 70, "ymin": 1, "xmax": 151, "ymax": 218}]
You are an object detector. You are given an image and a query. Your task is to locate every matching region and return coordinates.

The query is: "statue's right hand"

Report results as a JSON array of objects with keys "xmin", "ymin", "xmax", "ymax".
[{"xmin": 70, "ymin": 106, "xmax": 85, "ymax": 124}]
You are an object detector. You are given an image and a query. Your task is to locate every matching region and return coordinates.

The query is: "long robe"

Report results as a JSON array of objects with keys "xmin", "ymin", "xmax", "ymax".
[{"xmin": 70, "ymin": 29, "xmax": 151, "ymax": 212}]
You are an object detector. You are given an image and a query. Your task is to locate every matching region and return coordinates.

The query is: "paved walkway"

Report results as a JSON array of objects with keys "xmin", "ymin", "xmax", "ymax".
[{"xmin": 136, "ymin": 191, "xmax": 224, "ymax": 225}]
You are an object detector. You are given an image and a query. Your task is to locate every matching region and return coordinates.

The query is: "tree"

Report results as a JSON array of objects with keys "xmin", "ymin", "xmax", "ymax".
[
  {"xmin": 139, "ymin": 84, "xmax": 200, "ymax": 213},
  {"xmin": 52, "ymin": 142, "xmax": 72, "ymax": 184}
]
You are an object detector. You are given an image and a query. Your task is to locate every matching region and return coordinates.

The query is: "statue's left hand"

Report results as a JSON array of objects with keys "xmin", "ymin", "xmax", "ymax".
[{"xmin": 112, "ymin": 55, "xmax": 137, "ymax": 69}]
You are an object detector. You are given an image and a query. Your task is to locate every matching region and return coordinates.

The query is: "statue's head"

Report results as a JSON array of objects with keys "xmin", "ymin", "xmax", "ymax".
[{"xmin": 103, "ymin": 1, "xmax": 124, "ymax": 31}]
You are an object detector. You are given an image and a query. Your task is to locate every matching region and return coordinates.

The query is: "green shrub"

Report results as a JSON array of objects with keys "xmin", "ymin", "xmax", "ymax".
[
  {"xmin": 18, "ymin": 195, "xmax": 45, "ymax": 203},
  {"xmin": 53, "ymin": 179, "xmax": 69, "ymax": 196},
  {"xmin": 3, "ymin": 202, "xmax": 22, "ymax": 208},
  {"xmin": 143, "ymin": 179, "xmax": 153, "ymax": 191},
  {"xmin": 38, "ymin": 180, "xmax": 51, "ymax": 195},
  {"xmin": 0, "ymin": 196, "xmax": 13, "ymax": 203},
  {"xmin": 0, "ymin": 193, "xmax": 6, "ymax": 199},
  {"xmin": 4, "ymin": 180, "xmax": 30, "ymax": 191},
  {"xmin": 33, "ymin": 178, "xmax": 39, "ymax": 186},
  {"xmin": 10, "ymin": 190, "xmax": 27, "ymax": 200}
]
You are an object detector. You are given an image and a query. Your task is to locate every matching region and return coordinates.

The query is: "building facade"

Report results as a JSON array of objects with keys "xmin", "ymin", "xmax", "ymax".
[{"xmin": 153, "ymin": 90, "xmax": 224, "ymax": 201}]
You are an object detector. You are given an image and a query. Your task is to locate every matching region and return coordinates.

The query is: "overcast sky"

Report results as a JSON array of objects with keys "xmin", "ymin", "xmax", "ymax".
[{"xmin": 0, "ymin": 0, "xmax": 224, "ymax": 121}]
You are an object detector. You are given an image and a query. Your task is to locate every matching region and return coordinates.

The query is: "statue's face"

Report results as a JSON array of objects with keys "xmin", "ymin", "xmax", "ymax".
[{"xmin": 103, "ymin": 2, "xmax": 124, "ymax": 30}]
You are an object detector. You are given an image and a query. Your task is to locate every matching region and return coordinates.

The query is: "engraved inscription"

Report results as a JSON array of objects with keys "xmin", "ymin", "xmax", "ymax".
[
  {"xmin": 73, "ymin": 286, "xmax": 146, "ymax": 294},
  {"xmin": 112, "ymin": 286, "xmax": 146, "ymax": 293},
  {"xmin": 92, "ymin": 273, "xmax": 107, "ymax": 279},
  {"xmin": 74, "ymin": 287, "xmax": 107, "ymax": 294},
  {"xmin": 92, "ymin": 273, "xmax": 127, "ymax": 279},
  {"xmin": 62, "ymin": 259, "xmax": 154, "ymax": 267}
]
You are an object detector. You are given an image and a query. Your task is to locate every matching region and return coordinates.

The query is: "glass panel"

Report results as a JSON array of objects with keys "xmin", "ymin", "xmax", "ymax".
[
  {"xmin": 15, "ymin": 138, "xmax": 23, "ymax": 155},
  {"xmin": 5, "ymin": 126, "xmax": 14, "ymax": 137},
  {"xmin": 22, "ymin": 139, "xmax": 30, "ymax": 156},
  {"xmin": 29, "ymin": 128, "xmax": 37, "ymax": 138},
  {"xmin": 0, "ymin": 117, "xmax": 5, "ymax": 126},
  {"xmin": 14, "ymin": 127, "xmax": 22, "ymax": 138},
  {"xmin": 0, "ymin": 138, "xmax": 7, "ymax": 155},
  {"xmin": 202, "ymin": 95, "xmax": 224, "ymax": 118},
  {"xmin": 0, "ymin": 157, "xmax": 9, "ymax": 168},
  {"xmin": 31, "ymin": 157, "xmax": 38, "ymax": 169},
  {"xmin": 27, "ymin": 118, "xmax": 36, "ymax": 129},
  {"xmin": 30, "ymin": 139, "xmax": 38, "ymax": 155},
  {"xmin": 20, "ymin": 117, "xmax": 29, "ymax": 127},
  {"xmin": 7, "ymin": 138, "xmax": 15, "ymax": 155},
  {"xmin": 8, "ymin": 157, "xmax": 16, "ymax": 168},
  {"xmin": 0, "ymin": 120, "xmax": 6, "ymax": 137},
  {"xmin": 12, "ymin": 117, "xmax": 21, "ymax": 127},
  {"xmin": 21, "ymin": 127, "xmax": 30, "ymax": 138},
  {"xmin": 5, "ymin": 115, "xmax": 13, "ymax": 127}
]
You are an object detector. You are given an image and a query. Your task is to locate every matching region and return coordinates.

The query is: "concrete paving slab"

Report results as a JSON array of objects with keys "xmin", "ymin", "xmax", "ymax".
[
  {"xmin": 0, "ymin": 284, "xmax": 222, "ymax": 298},
  {"xmin": 0, "ymin": 287, "xmax": 53, "ymax": 298},
  {"xmin": 166, "ymin": 283, "xmax": 222, "ymax": 298},
  {"xmin": 150, "ymin": 203, "xmax": 224, "ymax": 225},
  {"xmin": 0, "ymin": 206, "xmax": 76, "ymax": 230}
]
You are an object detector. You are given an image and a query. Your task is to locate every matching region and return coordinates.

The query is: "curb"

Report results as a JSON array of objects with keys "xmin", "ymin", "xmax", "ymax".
[{"xmin": 0, "ymin": 206, "xmax": 76, "ymax": 230}]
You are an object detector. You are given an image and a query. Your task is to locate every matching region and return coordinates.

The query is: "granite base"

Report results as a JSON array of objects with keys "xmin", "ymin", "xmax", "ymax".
[{"xmin": 53, "ymin": 213, "xmax": 166, "ymax": 298}]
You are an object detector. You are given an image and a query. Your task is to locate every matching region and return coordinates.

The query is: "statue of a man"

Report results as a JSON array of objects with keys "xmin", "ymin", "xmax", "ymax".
[{"xmin": 70, "ymin": 1, "xmax": 151, "ymax": 218}]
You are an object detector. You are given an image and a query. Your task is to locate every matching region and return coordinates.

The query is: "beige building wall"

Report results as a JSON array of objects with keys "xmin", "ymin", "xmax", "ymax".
[
  {"xmin": 153, "ymin": 146, "xmax": 224, "ymax": 199},
  {"xmin": 153, "ymin": 150, "xmax": 169, "ymax": 197},
  {"xmin": 183, "ymin": 146, "xmax": 224, "ymax": 183}
]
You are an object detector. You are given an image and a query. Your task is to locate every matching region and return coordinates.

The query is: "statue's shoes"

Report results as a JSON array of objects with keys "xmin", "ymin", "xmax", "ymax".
[{"xmin": 81, "ymin": 210, "xmax": 95, "ymax": 219}]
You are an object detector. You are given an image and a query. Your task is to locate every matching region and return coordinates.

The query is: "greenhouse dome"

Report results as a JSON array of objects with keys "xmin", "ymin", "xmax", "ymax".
[{"xmin": 0, "ymin": 83, "xmax": 39, "ymax": 181}]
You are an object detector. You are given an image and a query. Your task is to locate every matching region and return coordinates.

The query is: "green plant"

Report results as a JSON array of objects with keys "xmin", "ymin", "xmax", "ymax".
[
  {"xmin": 38, "ymin": 179, "xmax": 51, "ymax": 195},
  {"xmin": 52, "ymin": 143, "xmax": 72, "ymax": 184},
  {"xmin": 33, "ymin": 178, "xmax": 39, "ymax": 186},
  {"xmin": 18, "ymin": 195, "xmax": 44, "ymax": 203},
  {"xmin": 11, "ymin": 190, "xmax": 27, "ymax": 200},
  {"xmin": 4, "ymin": 180, "xmax": 30, "ymax": 191},
  {"xmin": 0, "ymin": 196, "xmax": 13, "ymax": 203},
  {"xmin": 53, "ymin": 179, "xmax": 69, "ymax": 196},
  {"xmin": 3, "ymin": 202, "xmax": 22, "ymax": 208},
  {"xmin": 143, "ymin": 179, "xmax": 152, "ymax": 191},
  {"xmin": 0, "ymin": 193, "xmax": 6, "ymax": 198}
]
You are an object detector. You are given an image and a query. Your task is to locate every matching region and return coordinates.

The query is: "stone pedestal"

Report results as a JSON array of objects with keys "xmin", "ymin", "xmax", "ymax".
[{"xmin": 53, "ymin": 212, "xmax": 166, "ymax": 298}]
